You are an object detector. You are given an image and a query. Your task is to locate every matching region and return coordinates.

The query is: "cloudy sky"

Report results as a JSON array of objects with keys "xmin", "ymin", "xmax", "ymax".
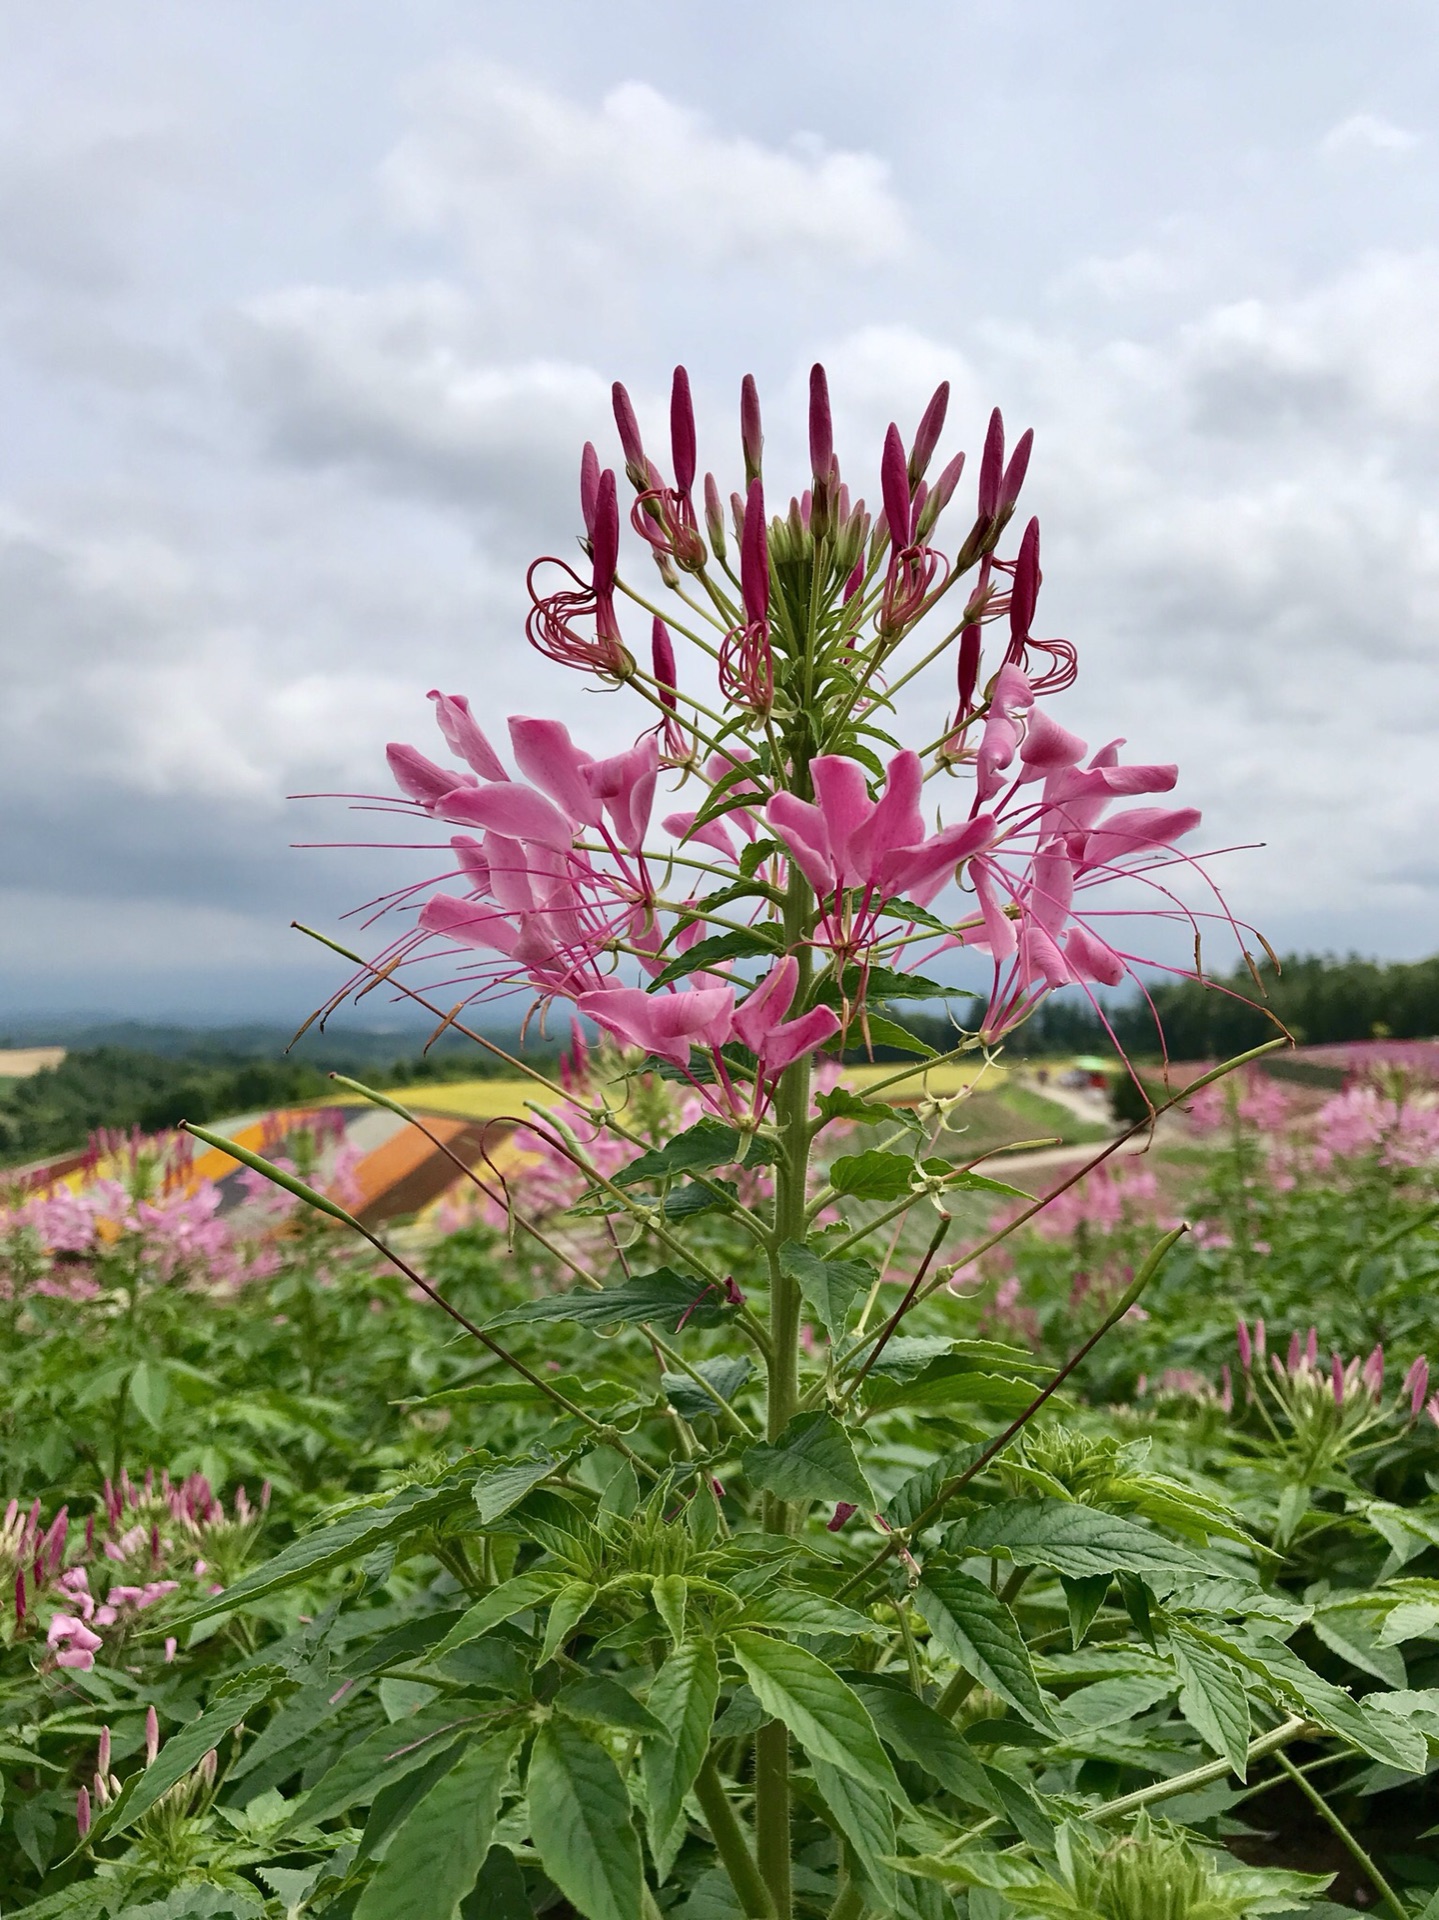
[{"xmin": 3, "ymin": 0, "xmax": 1438, "ymax": 1026}]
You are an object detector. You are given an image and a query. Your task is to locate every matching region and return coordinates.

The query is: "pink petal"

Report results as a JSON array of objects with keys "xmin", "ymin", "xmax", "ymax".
[
  {"xmin": 428, "ymin": 692, "xmax": 509, "ymax": 781},
  {"xmin": 758, "ymin": 1006, "xmax": 841, "ymax": 1074},
  {"xmin": 811, "ymin": 756, "xmax": 875, "ymax": 884},
  {"xmin": 881, "ymin": 814, "xmax": 994, "ymax": 906},
  {"xmin": 508, "ymin": 718, "xmax": 600, "ymax": 827},
  {"xmin": 849, "ymin": 752, "xmax": 924, "ymax": 880},
  {"xmin": 436, "ymin": 781, "xmax": 575, "ymax": 851},
  {"xmin": 418, "ymin": 894, "xmax": 521, "ymax": 956},
  {"xmin": 1082, "ymin": 806, "xmax": 1201, "ymax": 869},
  {"xmin": 1063, "ymin": 923, "xmax": 1127, "ymax": 987},
  {"xmin": 767, "ymin": 793, "xmax": 836, "ymax": 894},
  {"xmin": 1019, "ymin": 708, "xmax": 1087, "ymax": 777},
  {"xmin": 663, "ymin": 810, "xmax": 737, "ymax": 860},
  {"xmin": 731, "ymin": 958, "xmax": 799, "ymax": 1054},
  {"xmin": 387, "ymin": 743, "xmax": 471, "ymax": 808}
]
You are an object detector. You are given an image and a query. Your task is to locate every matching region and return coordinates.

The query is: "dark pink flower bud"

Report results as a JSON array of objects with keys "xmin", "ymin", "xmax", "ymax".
[
  {"xmin": 670, "ymin": 366, "xmax": 697, "ymax": 494},
  {"xmin": 591, "ymin": 470, "xmax": 619, "ymax": 590},
  {"xmin": 1001, "ymin": 429, "xmax": 1034, "ymax": 512},
  {"xmin": 652, "ymin": 617, "xmax": 678, "ymax": 707},
  {"xmin": 842, "ymin": 556, "xmax": 864, "ymax": 603},
  {"xmin": 1331, "ymin": 1353, "xmax": 1345, "ymax": 1405},
  {"xmin": 956, "ymin": 624, "xmax": 981, "ymax": 716},
  {"xmin": 827, "ymin": 1503, "xmax": 858, "ymax": 1532},
  {"xmin": 1254, "ymin": 1318, "xmax": 1267, "ymax": 1363},
  {"xmin": 1405, "ymin": 1354, "xmax": 1428, "ymax": 1416},
  {"xmin": 1286, "ymin": 1330, "xmax": 1301, "ymax": 1371},
  {"xmin": 881, "ymin": 422, "xmax": 911, "ymax": 549},
  {"xmin": 145, "ymin": 1705, "xmax": 160, "ymax": 1765},
  {"xmin": 722, "ymin": 1275, "xmax": 746, "ymax": 1306},
  {"xmin": 809, "ymin": 363, "xmax": 833, "ymax": 480},
  {"xmin": 579, "ymin": 442, "xmax": 601, "ymax": 539},
  {"xmin": 76, "ymin": 1786, "xmax": 91, "ymax": 1840},
  {"xmin": 740, "ymin": 374, "xmax": 763, "ymax": 483},
  {"xmin": 1009, "ymin": 519, "xmax": 1041, "ymax": 644},
  {"xmin": 977, "ymin": 408, "xmax": 1005, "ymax": 519},
  {"xmin": 710, "ymin": 1477, "xmax": 726, "ymax": 1499},
  {"xmin": 741, "ymin": 477, "xmax": 769, "ymax": 626},
  {"xmin": 612, "ymin": 381, "xmax": 645, "ymax": 470},
  {"xmin": 1306, "ymin": 1327, "xmax": 1319, "ymax": 1367},
  {"xmin": 14, "ymin": 1569, "xmax": 25, "ymax": 1625},
  {"xmin": 1363, "ymin": 1344, "xmax": 1384, "ymax": 1396},
  {"xmin": 1236, "ymin": 1318, "xmax": 1252, "ymax": 1369},
  {"xmin": 703, "ymin": 473, "xmax": 725, "ymax": 557},
  {"xmin": 97, "ymin": 1726, "xmax": 111, "ymax": 1777},
  {"xmin": 908, "ymin": 380, "xmax": 950, "ymax": 485}
]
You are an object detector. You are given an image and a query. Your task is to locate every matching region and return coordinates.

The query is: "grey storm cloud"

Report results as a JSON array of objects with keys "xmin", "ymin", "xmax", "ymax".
[{"xmin": 2, "ymin": 0, "xmax": 1439, "ymax": 1021}]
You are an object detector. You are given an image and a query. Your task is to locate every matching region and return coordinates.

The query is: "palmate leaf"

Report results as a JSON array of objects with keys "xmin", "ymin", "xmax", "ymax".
[
  {"xmin": 727, "ymin": 1631, "xmax": 900, "ymax": 1799},
  {"xmin": 355, "ymin": 1726, "xmax": 522, "ymax": 1920},
  {"xmin": 914, "ymin": 1561, "xmax": 1055, "ymax": 1732},
  {"xmin": 527, "ymin": 1717, "xmax": 643, "ymax": 1920},
  {"xmin": 742, "ymin": 1411, "xmax": 872, "ymax": 1509}
]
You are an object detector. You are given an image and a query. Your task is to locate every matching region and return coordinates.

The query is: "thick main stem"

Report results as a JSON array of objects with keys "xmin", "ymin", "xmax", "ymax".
[{"xmin": 695, "ymin": 1756, "xmax": 775, "ymax": 1919}]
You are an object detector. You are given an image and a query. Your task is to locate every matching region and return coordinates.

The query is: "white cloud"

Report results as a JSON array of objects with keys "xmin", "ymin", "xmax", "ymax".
[
  {"xmin": 1320, "ymin": 112, "xmax": 1422, "ymax": 158},
  {"xmin": 377, "ymin": 61, "xmax": 911, "ymax": 285},
  {"xmin": 229, "ymin": 282, "xmax": 610, "ymax": 507}
]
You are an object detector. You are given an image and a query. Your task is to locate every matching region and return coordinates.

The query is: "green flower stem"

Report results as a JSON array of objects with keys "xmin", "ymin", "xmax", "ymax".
[
  {"xmin": 1091, "ymin": 1716, "xmax": 1309, "ymax": 1822},
  {"xmin": 1271, "ymin": 1750, "xmax": 1406, "ymax": 1920},
  {"xmin": 754, "ymin": 1722, "xmax": 792, "ymax": 1920},
  {"xmin": 833, "ymin": 1227, "xmax": 1188, "ymax": 1602},
  {"xmin": 695, "ymin": 1755, "xmax": 775, "ymax": 1919}
]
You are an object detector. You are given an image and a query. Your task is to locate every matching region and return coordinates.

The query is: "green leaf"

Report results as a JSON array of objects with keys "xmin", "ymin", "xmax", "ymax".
[
  {"xmin": 837, "ymin": 1016, "xmax": 938, "ymax": 1058},
  {"xmin": 557, "ymin": 1674, "xmax": 665, "ymax": 1735},
  {"xmin": 727, "ymin": 1630, "xmax": 900, "ymax": 1797},
  {"xmin": 464, "ymin": 1847, "xmax": 529, "ymax": 1920},
  {"xmin": 1061, "ymin": 1575, "xmax": 1111, "ymax": 1650},
  {"xmin": 662, "ymin": 1356, "xmax": 752, "ymax": 1421},
  {"xmin": 540, "ymin": 1581, "xmax": 598, "ymax": 1664},
  {"xmin": 488, "ymin": 1268, "xmax": 728, "ymax": 1332},
  {"xmin": 433, "ymin": 1574, "xmax": 561, "ymax": 1656},
  {"xmin": 295, "ymin": 1706, "xmax": 479, "ymax": 1827},
  {"xmin": 884, "ymin": 1443, "xmax": 991, "ymax": 1530},
  {"xmin": 815, "ymin": 965, "xmax": 956, "ymax": 1005},
  {"xmin": 865, "ymin": 1362, "xmax": 1038, "ymax": 1417},
  {"xmin": 643, "ymin": 1638, "xmax": 720, "ymax": 1876},
  {"xmin": 473, "ymin": 1458, "xmax": 562, "ymax": 1525},
  {"xmin": 651, "ymin": 928, "xmax": 781, "ymax": 988},
  {"xmin": 810, "ymin": 1759, "xmax": 898, "ymax": 1915},
  {"xmin": 1312, "ymin": 1598, "xmax": 1408, "ymax": 1689},
  {"xmin": 852, "ymin": 1680, "xmax": 998, "ymax": 1812},
  {"xmin": 828, "ymin": 1149, "xmax": 918, "ymax": 1201},
  {"xmin": 99, "ymin": 1669, "xmax": 284, "ymax": 1838},
  {"xmin": 653, "ymin": 1574, "xmax": 687, "ymax": 1645},
  {"xmin": 814, "ymin": 1086, "xmax": 920, "ymax": 1129},
  {"xmin": 128, "ymin": 1359, "xmax": 171, "ymax": 1430},
  {"xmin": 163, "ymin": 1480, "xmax": 474, "ymax": 1630},
  {"xmin": 527, "ymin": 1717, "xmax": 643, "ymax": 1920},
  {"xmin": 662, "ymin": 1179, "xmax": 739, "ymax": 1220},
  {"xmin": 948, "ymin": 1499, "xmax": 1211, "ymax": 1581},
  {"xmin": 779, "ymin": 1241, "xmax": 876, "ymax": 1340},
  {"xmin": 1169, "ymin": 1622, "xmax": 1251, "ymax": 1777},
  {"xmin": 614, "ymin": 1119, "xmax": 743, "ymax": 1185},
  {"xmin": 739, "ymin": 1591, "xmax": 878, "ymax": 1639},
  {"xmin": 739, "ymin": 836, "xmax": 782, "ymax": 877},
  {"xmin": 947, "ymin": 1169, "xmax": 1033, "ymax": 1200},
  {"xmin": 743, "ymin": 1411, "xmax": 872, "ymax": 1509},
  {"xmin": 355, "ymin": 1726, "xmax": 522, "ymax": 1920},
  {"xmin": 914, "ymin": 1562, "xmax": 1054, "ymax": 1732}
]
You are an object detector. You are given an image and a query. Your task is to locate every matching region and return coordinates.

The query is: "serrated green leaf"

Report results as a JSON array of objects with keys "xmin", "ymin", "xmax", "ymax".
[
  {"xmin": 540, "ymin": 1581, "xmax": 598, "ymax": 1664},
  {"xmin": 162, "ymin": 1481, "xmax": 474, "ymax": 1631},
  {"xmin": 662, "ymin": 1356, "xmax": 752, "ymax": 1421},
  {"xmin": 915, "ymin": 1562, "xmax": 1054, "ymax": 1732},
  {"xmin": 828, "ymin": 1149, "xmax": 918, "ymax": 1200},
  {"xmin": 355, "ymin": 1726, "xmax": 522, "ymax": 1920},
  {"xmin": 837, "ymin": 1016, "xmax": 938, "ymax": 1058},
  {"xmin": 473, "ymin": 1458, "xmax": 562, "ymax": 1525},
  {"xmin": 528, "ymin": 1717, "xmax": 643, "ymax": 1920},
  {"xmin": 779, "ymin": 1241, "xmax": 875, "ymax": 1340},
  {"xmin": 295, "ymin": 1706, "xmax": 479, "ymax": 1827},
  {"xmin": 557, "ymin": 1674, "xmax": 665, "ymax": 1735},
  {"xmin": 613, "ymin": 1119, "xmax": 743, "ymax": 1185},
  {"xmin": 128, "ymin": 1359, "xmax": 171, "ymax": 1430},
  {"xmin": 811, "ymin": 1759, "xmax": 898, "ymax": 1914},
  {"xmin": 1312, "ymin": 1598, "xmax": 1408, "ymax": 1688},
  {"xmin": 653, "ymin": 1575, "xmax": 687, "ymax": 1645},
  {"xmin": 434, "ymin": 1574, "xmax": 561, "ymax": 1656},
  {"xmin": 487, "ymin": 1268, "xmax": 727, "ymax": 1332},
  {"xmin": 1169, "ymin": 1623, "xmax": 1251, "ymax": 1777},
  {"xmin": 643, "ymin": 1638, "xmax": 720, "ymax": 1877},
  {"xmin": 865, "ymin": 1361, "xmax": 1037, "ymax": 1416},
  {"xmin": 949, "ymin": 1499, "xmax": 1211, "ymax": 1581},
  {"xmin": 662, "ymin": 1179, "xmax": 738, "ymax": 1219},
  {"xmin": 740, "ymin": 1590, "xmax": 878, "ymax": 1639},
  {"xmin": 650, "ymin": 928, "xmax": 781, "ymax": 988},
  {"xmin": 814, "ymin": 1086, "xmax": 920, "ymax": 1129},
  {"xmin": 884, "ymin": 1443, "xmax": 990, "ymax": 1530},
  {"xmin": 743, "ymin": 1411, "xmax": 872, "ymax": 1509},
  {"xmin": 852, "ymin": 1680, "xmax": 998, "ymax": 1813},
  {"xmin": 727, "ymin": 1630, "xmax": 900, "ymax": 1797}
]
